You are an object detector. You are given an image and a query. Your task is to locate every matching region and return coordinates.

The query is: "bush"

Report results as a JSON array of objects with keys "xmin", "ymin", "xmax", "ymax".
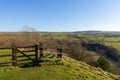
[
  {"xmin": 65, "ymin": 43, "xmax": 97, "ymax": 65},
  {"xmin": 95, "ymin": 56, "xmax": 111, "ymax": 72}
]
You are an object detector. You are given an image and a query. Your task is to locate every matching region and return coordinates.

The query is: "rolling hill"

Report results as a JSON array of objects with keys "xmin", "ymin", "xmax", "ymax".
[{"xmin": 0, "ymin": 56, "xmax": 119, "ymax": 80}]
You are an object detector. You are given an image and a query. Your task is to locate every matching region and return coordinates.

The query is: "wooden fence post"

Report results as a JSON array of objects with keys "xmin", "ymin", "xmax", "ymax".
[
  {"xmin": 39, "ymin": 48, "xmax": 43, "ymax": 61},
  {"xmin": 57, "ymin": 48, "xmax": 62, "ymax": 60},
  {"xmin": 12, "ymin": 46, "xmax": 17, "ymax": 66},
  {"xmin": 39, "ymin": 43, "xmax": 43, "ymax": 60},
  {"xmin": 35, "ymin": 44, "xmax": 39, "ymax": 60}
]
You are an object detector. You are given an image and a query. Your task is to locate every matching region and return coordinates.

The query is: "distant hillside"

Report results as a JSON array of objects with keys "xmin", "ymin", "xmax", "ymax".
[
  {"xmin": 74, "ymin": 30, "xmax": 120, "ymax": 33},
  {"xmin": 74, "ymin": 30, "xmax": 103, "ymax": 33},
  {"xmin": 0, "ymin": 56, "xmax": 119, "ymax": 80}
]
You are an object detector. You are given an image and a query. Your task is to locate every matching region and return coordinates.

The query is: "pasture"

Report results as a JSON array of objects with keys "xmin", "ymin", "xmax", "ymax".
[
  {"xmin": 0, "ymin": 56, "xmax": 119, "ymax": 80},
  {"xmin": 0, "ymin": 32, "xmax": 120, "ymax": 80}
]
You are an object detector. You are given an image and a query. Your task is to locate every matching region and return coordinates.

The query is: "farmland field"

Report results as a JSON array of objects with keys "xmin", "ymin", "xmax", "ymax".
[
  {"xmin": 0, "ymin": 56, "xmax": 119, "ymax": 80},
  {"xmin": 0, "ymin": 32, "xmax": 120, "ymax": 80}
]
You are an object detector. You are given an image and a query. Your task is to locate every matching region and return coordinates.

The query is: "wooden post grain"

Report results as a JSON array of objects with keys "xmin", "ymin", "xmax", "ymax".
[
  {"xmin": 40, "ymin": 48, "xmax": 43, "ymax": 61},
  {"xmin": 12, "ymin": 46, "xmax": 17, "ymax": 66},
  {"xmin": 39, "ymin": 43, "xmax": 44, "ymax": 62},
  {"xmin": 57, "ymin": 48, "xmax": 62, "ymax": 60},
  {"xmin": 35, "ymin": 44, "xmax": 39, "ymax": 60}
]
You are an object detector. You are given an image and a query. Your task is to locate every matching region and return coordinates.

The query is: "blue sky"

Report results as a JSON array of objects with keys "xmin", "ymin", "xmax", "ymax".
[{"xmin": 0, "ymin": 0, "xmax": 120, "ymax": 32}]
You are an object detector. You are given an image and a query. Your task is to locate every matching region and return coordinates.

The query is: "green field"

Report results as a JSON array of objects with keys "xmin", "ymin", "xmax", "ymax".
[
  {"xmin": 1, "ymin": 32, "xmax": 120, "ymax": 80},
  {"xmin": 0, "ymin": 56, "xmax": 119, "ymax": 80},
  {"xmin": 72, "ymin": 33, "xmax": 120, "ymax": 52}
]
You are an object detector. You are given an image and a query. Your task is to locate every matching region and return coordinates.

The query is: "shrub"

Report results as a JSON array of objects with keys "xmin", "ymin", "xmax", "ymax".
[
  {"xmin": 65, "ymin": 43, "xmax": 97, "ymax": 65},
  {"xmin": 95, "ymin": 56, "xmax": 111, "ymax": 72}
]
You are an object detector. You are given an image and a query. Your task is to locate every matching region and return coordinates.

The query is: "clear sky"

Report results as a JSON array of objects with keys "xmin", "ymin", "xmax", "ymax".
[{"xmin": 0, "ymin": 0, "xmax": 120, "ymax": 32}]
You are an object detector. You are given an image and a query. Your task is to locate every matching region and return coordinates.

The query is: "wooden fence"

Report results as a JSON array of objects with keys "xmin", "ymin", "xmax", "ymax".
[{"xmin": 0, "ymin": 44, "xmax": 62, "ymax": 67}]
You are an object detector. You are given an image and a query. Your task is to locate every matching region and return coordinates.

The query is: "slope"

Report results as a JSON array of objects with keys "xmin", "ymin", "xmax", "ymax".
[{"xmin": 0, "ymin": 56, "xmax": 119, "ymax": 80}]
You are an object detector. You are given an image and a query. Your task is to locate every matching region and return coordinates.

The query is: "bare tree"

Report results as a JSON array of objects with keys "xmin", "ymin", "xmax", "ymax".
[{"xmin": 20, "ymin": 26, "xmax": 40, "ymax": 45}]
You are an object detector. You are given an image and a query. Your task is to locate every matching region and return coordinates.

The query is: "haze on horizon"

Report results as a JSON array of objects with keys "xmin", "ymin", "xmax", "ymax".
[{"xmin": 0, "ymin": 0, "xmax": 120, "ymax": 32}]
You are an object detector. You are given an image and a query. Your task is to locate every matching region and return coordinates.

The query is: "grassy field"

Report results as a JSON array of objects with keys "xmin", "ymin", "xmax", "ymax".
[
  {"xmin": 0, "ymin": 56, "xmax": 119, "ymax": 80},
  {"xmin": 75, "ymin": 33, "xmax": 120, "ymax": 52},
  {"xmin": 0, "ymin": 32, "xmax": 120, "ymax": 80},
  {"xmin": 0, "ymin": 49, "xmax": 119, "ymax": 80}
]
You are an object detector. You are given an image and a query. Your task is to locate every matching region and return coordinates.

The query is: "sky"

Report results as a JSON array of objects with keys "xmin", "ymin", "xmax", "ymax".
[{"xmin": 0, "ymin": 0, "xmax": 120, "ymax": 32}]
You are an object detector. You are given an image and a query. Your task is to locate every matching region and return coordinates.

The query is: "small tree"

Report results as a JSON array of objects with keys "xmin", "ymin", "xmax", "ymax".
[
  {"xmin": 21, "ymin": 26, "xmax": 40, "ymax": 45},
  {"xmin": 66, "ymin": 43, "xmax": 96, "ymax": 64},
  {"xmin": 95, "ymin": 56, "xmax": 111, "ymax": 72}
]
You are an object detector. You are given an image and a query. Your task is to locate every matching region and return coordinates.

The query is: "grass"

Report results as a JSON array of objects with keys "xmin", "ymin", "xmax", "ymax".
[
  {"xmin": 0, "ymin": 33, "xmax": 120, "ymax": 80},
  {"xmin": 0, "ymin": 56, "xmax": 119, "ymax": 80},
  {"xmin": 78, "ymin": 34, "xmax": 120, "ymax": 53},
  {"xmin": 0, "ymin": 50, "xmax": 12, "ymax": 66}
]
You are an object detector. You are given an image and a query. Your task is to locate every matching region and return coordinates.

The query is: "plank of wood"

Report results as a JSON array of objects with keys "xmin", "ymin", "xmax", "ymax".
[
  {"xmin": 16, "ymin": 45, "xmax": 35, "ymax": 48},
  {"xmin": 0, "ymin": 61, "xmax": 12, "ymax": 65},
  {"xmin": 0, "ymin": 47, "xmax": 11, "ymax": 49},
  {"xmin": 17, "ymin": 59, "xmax": 31, "ymax": 61},
  {"xmin": 0, "ymin": 54, "xmax": 11, "ymax": 57},
  {"xmin": 16, "ymin": 49, "xmax": 34, "ymax": 62},
  {"xmin": 18, "ymin": 54, "xmax": 35, "ymax": 57},
  {"xmin": 17, "ymin": 50, "xmax": 35, "ymax": 53}
]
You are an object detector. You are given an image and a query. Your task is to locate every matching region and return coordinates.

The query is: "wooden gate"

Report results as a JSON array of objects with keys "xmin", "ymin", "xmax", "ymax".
[
  {"xmin": 16, "ymin": 45, "xmax": 39, "ymax": 67},
  {"xmin": 0, "ymin": 44, "xmax": 62, "ymax": 67}
]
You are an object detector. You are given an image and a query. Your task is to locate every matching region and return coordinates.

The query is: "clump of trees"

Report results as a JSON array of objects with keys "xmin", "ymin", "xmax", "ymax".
[
  {"xmin": 63, "ymin": 41, "xmax": 113, "ymax": 72},
  {"xmin": 95, "ymin": 56, "xmax": 111, "ymax": 72},
  {"xmin": 82, "ymin": 43, "xmax": 120, "ymax": 62},
  {"xmin": 9, "ymin": 26, "xmax": 41, "ymax": 47},
  {"xmin": 64, "ymin": 42, "xmax": 97, "ymax": 65}
]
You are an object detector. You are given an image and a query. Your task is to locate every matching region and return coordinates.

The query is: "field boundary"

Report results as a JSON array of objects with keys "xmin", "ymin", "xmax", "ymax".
[{"xmin": 0, "ymin": 44, "xmax": 62, "ymax": 67}]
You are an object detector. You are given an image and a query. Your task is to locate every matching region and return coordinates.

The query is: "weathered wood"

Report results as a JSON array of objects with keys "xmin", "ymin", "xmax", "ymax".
[
  {"xmin": 39, "ymin": 48, "xmax": 43, "ymax": 57},
  {"xmin": 12, "ymin": 46, "xmax": 17, "ymax": 66},
  {"xmin": 0, "ymin": 54, "xmax": 11, "ymax": 57},
  {"xmin": 16, "ymin": 50, "xmax": 35, "ymax": 53},
  {"xmin": 18, "ymin": 54, "xmax": 35, "ymax": 57},
  {"xmin": 57, "ymin": 48, "xmax": 62, "ymax": 53},
  {"xmin": 17, "ymin": 59, "xmax": 31, "ymax": 61},
  {"xmin": 39, "ymin": 47, "xmax": 44, "ymax": 64},
  {"xmin": 57, "ymin": 54, "xmax": 62, "ymax": 58},
  {"xmin": 57, "ymin": 48, "xmax": 62, "ymax": 61},
  {"xmin": 0, "ymin": 44, "xmax": 63, "ymax": 67},
  {"xmin": 16, "ymin": 49, "xmax": 34, "ymax": 62},
  {"xmin": 0, "ymin": 47, "xmax": 11, "ymax": 50},
  {"xmin": 41, "ymin": 58, "xmax": 57, "ymax": 61},
  {"xmin": 0, "ymin": 45, "xmax": 35, "ymax": 50},
  {"xmin": 39, "ymin": 42, "xmax": 44, "ymax": 59},
  {"xmin": 0, "ymin": 61, "xmax": 12, "ymax": 65},
  {"xmin": 35, "ymin": 45, "xmax": 39, "ymax": 60},
  {"xmin": 16, "ymin": 45, "xmax": 35, "ymax": 48}
]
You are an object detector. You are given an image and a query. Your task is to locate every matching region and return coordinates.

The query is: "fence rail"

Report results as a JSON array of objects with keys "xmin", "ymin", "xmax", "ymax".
[
  {"xmin": 0, "ymin": 61, "xmax": 12, "ymax": 65},
  {"xmin": 0, "ymin": 47, "xmax": 11, "ymax": 49},
  {"xmin": 0, "ymin": 44, "xmax": 62, "ymax": 67},
  {"xmin": 0, "ymin": 54, "xmax": 12, "ymax": 57}
]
